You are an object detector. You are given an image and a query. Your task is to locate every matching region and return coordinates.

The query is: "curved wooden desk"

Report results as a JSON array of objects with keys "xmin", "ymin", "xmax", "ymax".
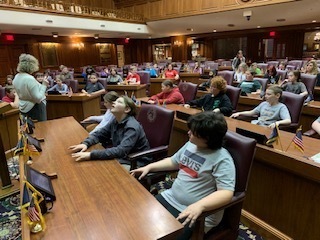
[
  {"xmin": 20, "ymin": 117, "xmax": 182, "ymax": 240},
  {"xmin": 158, "ymin": 103, "xmax": 320, "ymax": 240},
  {"xmin": 46, "ymin": 93, "xmax": 101, "ymax": 122}
]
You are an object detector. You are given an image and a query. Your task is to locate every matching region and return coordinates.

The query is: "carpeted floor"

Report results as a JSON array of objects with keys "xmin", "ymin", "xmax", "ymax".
[{"xmin": 0, "ymin": 193, "xmax": 21, "ymax": 240}]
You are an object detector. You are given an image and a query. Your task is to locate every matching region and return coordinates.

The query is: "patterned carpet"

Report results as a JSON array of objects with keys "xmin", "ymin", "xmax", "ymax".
[{"xmin": 0, "ymin": 193, "xmax": 21, "ymax": 240}]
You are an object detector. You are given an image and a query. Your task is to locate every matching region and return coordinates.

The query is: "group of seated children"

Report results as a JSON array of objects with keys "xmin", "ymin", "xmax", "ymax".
[{"xmin": 82, "ymin": 91, "xmax": 119, "ymax": 134}]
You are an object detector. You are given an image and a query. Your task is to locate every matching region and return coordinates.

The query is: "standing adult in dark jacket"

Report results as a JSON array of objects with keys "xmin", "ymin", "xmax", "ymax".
[
  {"xmin": 184, "ymin": 76, "xmax": 233, "ymax": 116},
  {"xmin": 69, "ymin": 96, "xmax": 150, "ymax": 170}
]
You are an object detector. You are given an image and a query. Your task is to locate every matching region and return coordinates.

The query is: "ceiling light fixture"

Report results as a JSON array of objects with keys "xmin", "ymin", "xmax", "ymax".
[
  {"xmin": 94, "ymin": 34, "xmax": 99, "ymax": 39},
  {"xmin": 312, "ymin": 20, "xmax": 317, "ymax": 23},
  {"xmin": 186, "ymin": 28, "xmax": 193, "ymax": 32},
  {"xmin": 52, "ymin": 32, "xmax": 58, "ymax": 38},
  {"xmin": 213, "ymin": 29, "xmax": 217, "ymax": 32},
  {"xmin": 257, "ymin": 26, "xmax": 261, "ymax": 28},
  {"xmin": 46, "ymin": 19, "xmax": 53, "ymax": 23}
]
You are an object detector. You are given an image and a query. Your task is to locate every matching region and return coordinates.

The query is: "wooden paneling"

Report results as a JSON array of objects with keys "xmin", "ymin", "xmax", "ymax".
[
  {"xmin": 117, "ymin": 0, "xmax": 295, "ymax": 21},
  {"xmin": 149, "ymin": 0, "xmax": 163, "ymax": 18},
  {"xmin": 201, "ymin": 0, "xmax": 219, "ymax": 10},
  {"xmin": 181, "ymin": 0, "xmax": 199, "ymax": 14},
  {"xmin": 221, "ymin": 0, "xmax": 239, "ymax": 9},
  {"xmin": 163, "ymin": 0, "xmax": 180, "ymax": 16}
]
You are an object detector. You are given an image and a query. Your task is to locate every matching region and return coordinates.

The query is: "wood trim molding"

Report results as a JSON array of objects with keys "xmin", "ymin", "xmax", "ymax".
[{"xmin": 241, "ymin": 209, "xmax": 294, "ymax": 240}]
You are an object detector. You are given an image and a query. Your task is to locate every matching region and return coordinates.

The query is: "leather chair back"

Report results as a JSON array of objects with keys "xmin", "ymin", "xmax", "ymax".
[
  {"xmin": 98, "ymin": 78, "xmax": 108, "ymax": 89},
  {"xmin": 286, "ymin": 65, "xmax": 296, "ymax": 71},
  {"xmin": 288, "ymin": 60, "xmax": 303, "ymax": 70},
  {"xmin": 217, "ymin": 70, "xmax": 235, "ymax": 85},
  {"xmin": 221, "ymin": 60, "xmax": 231, "ymax": 66},
  {"xmin": 300, "ymin": 73, "xmax": 317, "ymax": 95},
  {"xmin": 257, "ymin": 63, "xmax": 268, "ymax": 72},
  {"xmin": 226, "ymin": 85, "xmax": 241, "ymax": 113},
  {"xmin": 266, "ymin": 61, "xmax": 279, "ymax": 67},
  {"xmin": 137, "ymin": 104, "xmax": 175, "ymax": 149},
  {"xmin": 137, "ymin": 71, "xmax": 151, "ymax": 96},
  {"xmin": 276, "ymin": 69, "xmax": 287, "ymax": 82},
  {"xmin": 281, "ymin": 91, "xmax": 305, "ymax": 128},
  {"xmin": 178, "ymin": 82, "xmax": 198, "ymax": 102},
  {"xmin": 254, "ymin": 78, "xmax": 268, "ymax": 93},
  {"xmin": 68, "ymin": 79, "xmax": 79, "ymax": 93},
  {"xmin": 0, "ymin": 86, "xmax": 5, "ymax": 99}
]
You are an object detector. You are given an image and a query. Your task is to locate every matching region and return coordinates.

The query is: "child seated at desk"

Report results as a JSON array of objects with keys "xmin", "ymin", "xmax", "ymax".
[
  {"xmin": 47, "ymin": 77, "xmax": 69, "ymax": 94},
  {"xmin": 69, "ymin": 96, "xmax": 150, "ymax": 171},
  {"xmin": 82, "ymin": 73, "xmax": 106, "ymax": 96},
  {"xmin": 312, "ymin": 116, "xmax": 320, "ymax": 135},
  {"xmin": 131, "ymin": 112, "xmax": 235, "ymax": 239},
  {"xmin": 238, "ymin": 70, "xmax": 261, "ymax": 95},
  {"xmin": 126, "ymin": 66, "xmax": 141, "ymax": 85},
  {"xmin": 279, "ymin": 70, "xmax": 308, "ymax": 97},
  {"xmin": 148, "ymin": 80, "xmax": 184, "ymax": 105},
  {"xmin": 231, "ymin": 85, "xmax": 291, "ymax": 128},
  {"xmin": 184, "ymin": 76, "xmax": 233, "ymax": 116},
  {"xmin": 2, "ymin": 87, "xmax": 19, "ymax": 108},
  {"xmin": 107, "ymin": 68, "xmax": 123, "ymax": 84},
  {"xmin": 82, "ymin": 91, "xmax": 119, "ymax": 134}
]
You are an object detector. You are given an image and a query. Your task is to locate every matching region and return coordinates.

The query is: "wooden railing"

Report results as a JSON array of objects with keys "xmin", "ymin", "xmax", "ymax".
[{"xmin": 0, "ymin": 0, "xmax": 145, "ymax": 23}]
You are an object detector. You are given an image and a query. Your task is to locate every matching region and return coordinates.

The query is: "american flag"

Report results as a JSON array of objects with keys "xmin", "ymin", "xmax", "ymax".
[
  {"xmin": 28, "ymin": 196, "xmax": 40, "ymax": 222},
  {"xmin": 293, "ymin": 126, "xmax": 304, "ymax": 152},
  {"xmin": 266, "ymin": 125, "xmax": 279, "ymax": 146}
]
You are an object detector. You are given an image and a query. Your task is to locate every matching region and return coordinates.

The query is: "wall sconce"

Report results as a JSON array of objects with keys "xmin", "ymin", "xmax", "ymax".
[
  {"xmin": 174, "ymin": 40, "xmax": 182, "ymax": 47},
  {"xmin": 314, "ymin": 32, "xmax": 320, "ymax": 42},
  {"xmin": 187, "ymin": 39, "xmax": 194, "ymax": 45},
  {"xmin": 94, "ymin": 34, "xmax": 99, "ymax": 39},
  {"xmin": 52, "ymin": 32, "xmax": 58, "ymax": 38},
  {"xmin": 72, "ymin": 42, "xmax": 84, "ymax": 49}
]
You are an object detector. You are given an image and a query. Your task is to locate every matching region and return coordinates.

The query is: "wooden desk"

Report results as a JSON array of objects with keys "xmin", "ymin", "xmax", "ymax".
[
  {"xmin": 0, "ymin": 102, "xmax": 12, "ymax": 114},
  {"xmin": 0, "ymin": 105, "xmax": 19, "ymax": 151},
  {"xmin": 218, "ymin": 66, "xmax": 233, "ymax": 71},
  {"xmin": 179, "ymin": 73, "xmax": 201, "ymax": 84},
  {"xmin": 46, "ymin": 93, "xmax": 101, "ymax": 122},
  {"xmin": 106, "ymin": 84, "xmax": 147, "ymax": 98},
  {"xmin": 163, "ymin": 104, "xmax": 320, "ymax": 239},
  {"xmin": 150, "ymin": 78, "xmax": 167, "ymax": 96},
  {"xmin": 20, "ymin": 117, "xmax": 182, "ymax": 240}
]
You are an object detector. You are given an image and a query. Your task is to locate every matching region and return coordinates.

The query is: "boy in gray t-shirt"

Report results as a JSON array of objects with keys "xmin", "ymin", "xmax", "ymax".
[
  {"xmin": 131, "ymin": 112, "xmax": 235, "ymax": 239},
  {"xmin": 231, "ymin": 85, "xmax": 291, "ymax": 128}
]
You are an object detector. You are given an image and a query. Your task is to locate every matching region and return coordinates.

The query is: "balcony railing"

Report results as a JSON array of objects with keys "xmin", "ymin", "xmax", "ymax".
[{"xmin": 0, "ymin": 0, "xmax": 145, "ymax": 23}]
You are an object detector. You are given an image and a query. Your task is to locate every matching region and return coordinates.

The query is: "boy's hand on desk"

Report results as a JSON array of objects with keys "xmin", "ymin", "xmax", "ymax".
[
  {"xmin": 230, "ymin": 112, "xmax": 240, "ymax": 118},
  {"xmin": 177, "ymin": 202, "xmax": 204, "ymax": 228},
  {"xmin": 130, "ymin": 166, "xmax": 150, "ymax": 180},
  {"xmin": 68, "ymin": 144, "xmax": 88, "ymax": 153},
  {"xmin": 71, "ymin": 152, "xmax": 90, "ymax": 162}
]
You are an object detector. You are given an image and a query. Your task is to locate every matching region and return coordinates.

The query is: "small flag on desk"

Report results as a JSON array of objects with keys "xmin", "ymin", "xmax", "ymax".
[
  {"xmin": 266, "ymin": 125, "xmax": 279, "ymax": 146},
  {"xmin": 28, "ymin": 196, "xmax": 40, "ymax": 222},
  {"xmin": 293, "ymin": 126, "xmax": 304, "ymax": 153}
]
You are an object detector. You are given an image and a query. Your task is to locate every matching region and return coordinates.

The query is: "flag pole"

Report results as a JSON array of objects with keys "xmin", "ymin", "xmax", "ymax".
[
  {"xmin": 276, "ymin": 125, "xmax": 284, "ymax": 151},
  {"xmin": 285, "ymin": 135, "xmax": 295, "ymax": 152}
]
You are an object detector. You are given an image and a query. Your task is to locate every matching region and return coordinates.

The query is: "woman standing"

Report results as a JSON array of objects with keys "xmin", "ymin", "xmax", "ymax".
[{"xmin": 13, "ymin": 54, "xmax": 48, "ymax": 121}]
